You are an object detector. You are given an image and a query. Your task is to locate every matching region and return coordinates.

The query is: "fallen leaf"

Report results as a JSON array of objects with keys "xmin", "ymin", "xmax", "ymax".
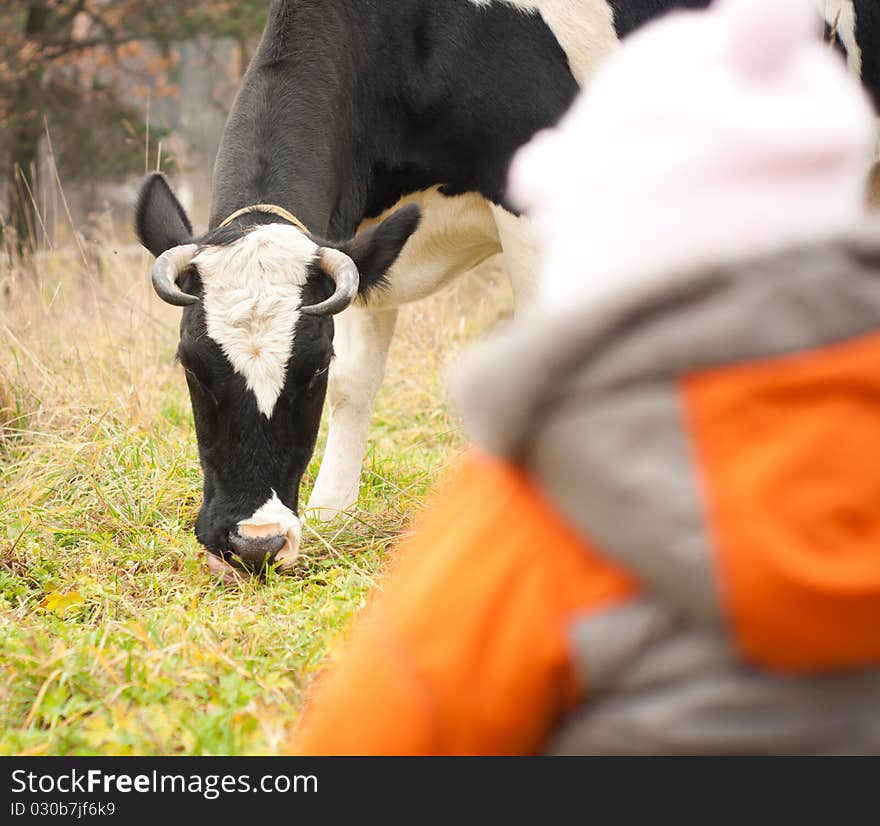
[{"xmin": 41, "ymin": 591, "xmax": 85, "ymax": 615}]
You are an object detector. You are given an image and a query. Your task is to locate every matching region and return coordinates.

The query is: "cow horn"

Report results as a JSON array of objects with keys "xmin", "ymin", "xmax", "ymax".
[
  {"xmin": 301, "ymin": 247, "xmax": 360, "ymax": 316},
  {"xmin": 151, "ymin": 244, "xmax": 200, "ymax": 307}
]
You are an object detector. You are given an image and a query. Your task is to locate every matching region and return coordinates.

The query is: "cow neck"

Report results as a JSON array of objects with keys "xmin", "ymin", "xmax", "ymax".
[
  {"xmin": 208, "ymin": 2, "xmax": 362, "ymax": 240},
  {"xmin": 208, "ymin": 77, "xmax": 348, "ymax": 237}
]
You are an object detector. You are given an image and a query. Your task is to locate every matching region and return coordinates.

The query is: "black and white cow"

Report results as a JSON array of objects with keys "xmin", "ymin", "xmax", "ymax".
[{"xmin": 135, "ymin": 0, "xmax": 879, "ymax": 576}]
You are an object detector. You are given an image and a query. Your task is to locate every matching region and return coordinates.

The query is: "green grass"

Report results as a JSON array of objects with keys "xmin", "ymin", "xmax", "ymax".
[{"xmin": 0, "ymin": 245, "xmax": 511, "ymax": 755}]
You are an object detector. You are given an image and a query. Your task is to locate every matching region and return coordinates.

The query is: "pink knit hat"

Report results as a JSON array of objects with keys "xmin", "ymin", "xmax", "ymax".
[{"xmin": 510, "ymin": 0, "xmax": 876, "ymax": 312}]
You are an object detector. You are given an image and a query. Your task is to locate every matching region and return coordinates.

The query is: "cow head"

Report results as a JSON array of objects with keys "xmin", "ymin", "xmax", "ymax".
[{"xmin": 135, "ymin": 173, "xmax": 420, "ymax": 576}]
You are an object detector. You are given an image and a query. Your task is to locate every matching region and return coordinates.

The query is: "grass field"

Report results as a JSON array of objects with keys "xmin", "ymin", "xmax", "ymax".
[{"xmin": 0, "ymin": 241, "xmax": 512, "ymax": 755}]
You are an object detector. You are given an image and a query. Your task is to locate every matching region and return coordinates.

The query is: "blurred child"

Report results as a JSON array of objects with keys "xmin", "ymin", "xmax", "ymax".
[{"xmin": 289, "ymin": 0, "xmax": 880, "ymax": 754}]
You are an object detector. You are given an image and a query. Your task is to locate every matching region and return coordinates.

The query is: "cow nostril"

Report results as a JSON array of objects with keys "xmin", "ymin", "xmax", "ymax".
[{"xmin": 228, "ymin": 531, "xmax": 288, "ymax": 570}]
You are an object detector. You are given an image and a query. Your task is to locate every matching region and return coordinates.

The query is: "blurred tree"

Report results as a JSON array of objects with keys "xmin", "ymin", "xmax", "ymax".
[{"xmin": 0, "ymin": 0, "xmax": 268, "ymax": 253}]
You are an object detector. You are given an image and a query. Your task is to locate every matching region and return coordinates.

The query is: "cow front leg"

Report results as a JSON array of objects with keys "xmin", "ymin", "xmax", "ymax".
[
  {"xmin": 306, "ymin": 305, "xmax": 398, "ymax": 521},
  {"xmin": 491, "ymin": 204, "xmax": 540, "ymax": 313}
]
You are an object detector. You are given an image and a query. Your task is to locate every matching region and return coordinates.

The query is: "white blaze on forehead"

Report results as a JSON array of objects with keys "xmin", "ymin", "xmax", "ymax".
[
  {"xmin": 238, "ymin": 490, "xmax": 302, "ymax": 570},
  {"xmin": 193, "ymin": 224, "xmax": 319, "ymax": 417}
]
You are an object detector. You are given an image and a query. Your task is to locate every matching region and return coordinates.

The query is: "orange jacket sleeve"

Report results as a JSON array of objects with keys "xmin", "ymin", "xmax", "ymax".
[{"xmin": 288, "ymin": 451, "xmax": 636, "ymax": 756}]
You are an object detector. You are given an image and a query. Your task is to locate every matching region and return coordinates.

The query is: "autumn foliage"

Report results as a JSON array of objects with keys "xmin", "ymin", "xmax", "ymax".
[{"xmin": 0, "ymin": 0, "xmax": 267, "ymax": 251}]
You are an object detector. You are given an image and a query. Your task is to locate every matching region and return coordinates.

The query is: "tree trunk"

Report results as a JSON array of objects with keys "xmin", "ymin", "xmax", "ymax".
[{"xmin": 7, "ymin": 1, "xmax": 50, "ymax": 256}]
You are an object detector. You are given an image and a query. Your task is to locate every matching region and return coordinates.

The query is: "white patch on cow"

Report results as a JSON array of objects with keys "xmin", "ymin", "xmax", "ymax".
[
  {"xmin": 238, "ymin": 490, "xmax": 302, "ymax": 570},
  {"xmin": 490, "ymin": 203, "xmax": 540, "ymax": 311},
  {"xmin": 193, "ymin": 224, "xmax": 318, "ymax": 417},
  {"xmin": 356, "ymin": 186, "xmax": 502, "ymax": 307},
  {"xmin": 467, "ymin": 0, "xmax": 618, "ymax": 85},
  {"xmin": 821, "ymin": 0, "xmax": 860, "ymax": 74}
]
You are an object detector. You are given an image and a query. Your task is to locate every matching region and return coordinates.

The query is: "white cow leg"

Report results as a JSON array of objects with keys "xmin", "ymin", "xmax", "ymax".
[
  {"xmin": 306, "ymin": 305, "xmax": 398, "ymax": 521},
  {"xmin": 491, "ymin": 204, "xmax": 540, "ymax": 313}
]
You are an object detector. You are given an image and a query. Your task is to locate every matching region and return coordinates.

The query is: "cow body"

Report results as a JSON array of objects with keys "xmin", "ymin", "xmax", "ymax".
[{"xmin": 135, "ymin": 0, "xmax": 879, "ymax": 573}]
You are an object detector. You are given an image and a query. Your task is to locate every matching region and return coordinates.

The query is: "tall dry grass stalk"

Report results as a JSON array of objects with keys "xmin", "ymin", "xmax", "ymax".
[{"xmin": 1, "ymin": 243, "xmax": 178, "ymax": 446}]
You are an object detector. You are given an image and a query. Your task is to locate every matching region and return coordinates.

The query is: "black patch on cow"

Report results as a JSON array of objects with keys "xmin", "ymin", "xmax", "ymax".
[
  {"xmin": 607, "ymin": 0, "xmax": 712, "ymax": 39},
  {"xmin": 210, "ymin": 0, "xmax": 580, "ymax": 237},
  {"xmin": 855, "ymin": 0, "xmax": 880, "ymax": 111}
]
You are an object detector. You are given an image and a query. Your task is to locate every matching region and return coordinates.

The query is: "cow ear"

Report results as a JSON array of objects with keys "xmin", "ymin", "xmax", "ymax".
[
  {"xmin": 135, "ymin": 173, "xmax": 194, "ymax": 258},
  {"xmin": 339, "ymin": 203, "xmax": 421, "ymax": 294}
]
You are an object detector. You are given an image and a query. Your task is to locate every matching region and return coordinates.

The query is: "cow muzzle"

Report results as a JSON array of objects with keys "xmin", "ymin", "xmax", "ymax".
[
  {"xmin": 226, "ymin": 492, "xmax": 302, "ymax": 574},
  {"xmin": 229, "ymin": 530, "xmax": 291, "ymax": 571}
]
